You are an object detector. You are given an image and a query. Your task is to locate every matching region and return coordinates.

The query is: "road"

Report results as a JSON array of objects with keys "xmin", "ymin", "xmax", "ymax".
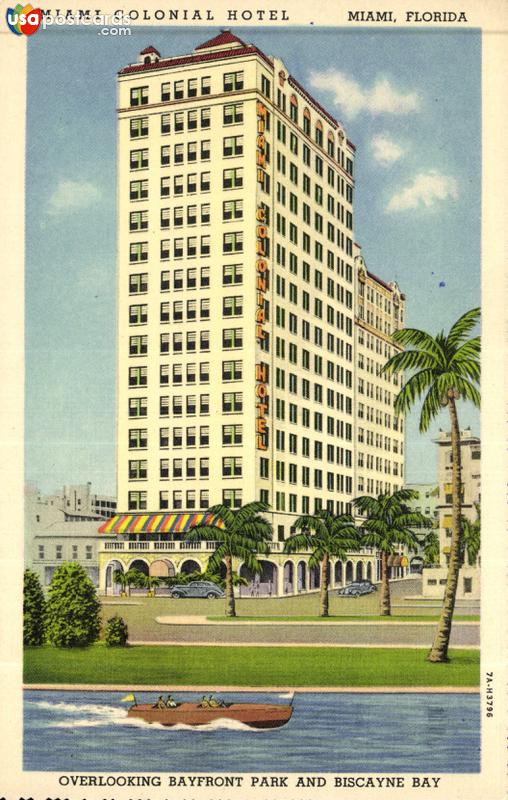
[{"xmin": 140, "ymin": 617, "xmax": 479, "ymax": 647}]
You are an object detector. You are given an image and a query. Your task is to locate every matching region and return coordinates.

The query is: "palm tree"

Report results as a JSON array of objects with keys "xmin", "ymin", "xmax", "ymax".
[
  {"xmin": 113, "ymin": 568, "xmax": 140, "ymax": 597},
  {"xmin": 353, "ymin": 490, "xmax": 432, "ymax": 616},
  {"xmin": 383, "ymin": 308, "xmax": 480, "ymax": 660},
  {"xmin": 422, "ymin": 530, "xmax": 440, "ymax": 566},
  {"xmin": 460, "ymin": 503, "xmax": 480, "ymax": 567},
  {"xmin": 283, "ymin": 510, "xmax": 358, "ymax": 617},
  {"xmin": 185, "ymin": 501, "xmax": 272, "ymax": 617},
  {"xmin": 139, "ymin": 574, "xmax": 162, "ymax": 597}
]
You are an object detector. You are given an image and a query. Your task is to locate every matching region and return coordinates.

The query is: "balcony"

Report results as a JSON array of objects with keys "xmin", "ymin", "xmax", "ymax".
[{"xmin": 100, "ymin": 540, "xmax": 378, "ymax": 557}]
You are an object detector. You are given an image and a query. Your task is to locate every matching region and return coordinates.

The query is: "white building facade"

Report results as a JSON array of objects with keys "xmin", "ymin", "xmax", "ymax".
[
  {"xmin": 99, "ymin": 31, "xmax": 407, "ymax": 595},
  {"xmin": 421, "ymin": 428, "xmax": 480, "ymax": 599}
]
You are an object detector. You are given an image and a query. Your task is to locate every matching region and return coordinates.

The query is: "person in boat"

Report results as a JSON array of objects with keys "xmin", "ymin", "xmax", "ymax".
[
  {"xmin": 208, "ymin": 695, "xmax": 226, "ymax": 708},
  {"xmin": 165, "ymin": 694, "xmax": 177, "ymax": 707},
  {"xmin": 153, "ymin": 695, "xmax": 166, "ymax": 709},
  {"xmin": 200, "ymin": 695, "xmax": 210, "ymax": 708}
]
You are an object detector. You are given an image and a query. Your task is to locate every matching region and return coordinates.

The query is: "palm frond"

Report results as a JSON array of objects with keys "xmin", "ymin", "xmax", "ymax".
[
  {"xmin": 294, "ymin": 515, "xmax": 327, "ymax": 538},
  {"xmin": 283, "ymin": 532, "xmax": 314, "ymax": 554},
  {"xmin": 418, "ymin": 380, "xmax": 448, "ymax": 433},
  {"xmin": 446, "ymin": 307, "xmax": 481, "ymax": 350},
  {"xmin": 393, "ymin": 369, "xmax": 438, "ymax": 419},
  {"xmin": 455, "ymin": 376, "xmax": 481, "ymax": 408},
  {"xmin": 390, "ymin": 327, "xmax": 446, "ymax": 364},
  {"xmin": 205, "ymin": 503, "xmax": 235, "ymax": 529},
  {"xmin": 383, "ymin": 349, "xmax": 437, "ymax": 377},
  {"xmin": 185, "ymin": 524, "xmax": 224, "ymax": 542},
  {"xmin": 233, "ymin": 500, "xmax": 271, "ymax": 527}
]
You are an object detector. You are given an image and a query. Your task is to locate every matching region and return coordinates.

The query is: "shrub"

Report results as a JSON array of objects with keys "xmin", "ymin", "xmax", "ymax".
[
  {"xmin": 104, "ymin": 615, "xmax": 129, "ymax": 647},
  {"xmin": 45, "ymin": 562, "xmax": 101, "ymax": 647},
  {"xmin": 23, "ymin": 569, "xmax": 46, "ymax": 646}
]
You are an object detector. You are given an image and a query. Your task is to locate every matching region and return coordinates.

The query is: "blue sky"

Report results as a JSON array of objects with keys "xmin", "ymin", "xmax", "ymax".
[{"xmin": 25, "ymin": 26, "xmax": 481, "ymax": 496}]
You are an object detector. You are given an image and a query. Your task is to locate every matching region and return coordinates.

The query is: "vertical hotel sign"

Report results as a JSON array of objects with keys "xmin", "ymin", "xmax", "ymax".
[{"xmin": 255, "ymin": 101, "xmax": 269, "ymax": 451}]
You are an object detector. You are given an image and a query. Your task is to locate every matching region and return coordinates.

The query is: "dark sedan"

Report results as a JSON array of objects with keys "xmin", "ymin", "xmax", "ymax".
[
  {"xmin": 337, "ymin": 581, "xmax": 377, "ymax": 597},
  {"xmin": 170, "ymin": 580, "xmax": 225, "ymax": 599}
]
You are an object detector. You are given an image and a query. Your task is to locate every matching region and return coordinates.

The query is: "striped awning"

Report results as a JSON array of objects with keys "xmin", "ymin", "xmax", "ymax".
[
  {"xmin": 386, "ymin": 554, "xmax": 409, "ymax": 567},
  {"xmin": 98, "ymin": 511, "xmax": 224, "ymax": 535}
]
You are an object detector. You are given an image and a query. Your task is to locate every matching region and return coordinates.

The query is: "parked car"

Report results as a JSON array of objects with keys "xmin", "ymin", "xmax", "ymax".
[
  {"xmin": 170, "ymin": 580, "xmax": 225, "ymax": 599},
  {"xmin": 337, "ymin": 581, "xmax": 377, "ymax": 597}
]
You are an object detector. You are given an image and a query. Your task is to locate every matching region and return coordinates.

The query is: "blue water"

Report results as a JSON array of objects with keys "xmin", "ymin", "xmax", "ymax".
[{"xmin": 24, "ymin": 690, "xmax": 480, "ymax": 773}]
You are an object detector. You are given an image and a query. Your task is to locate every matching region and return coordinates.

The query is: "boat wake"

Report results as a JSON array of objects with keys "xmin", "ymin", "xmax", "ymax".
[{"xmin": 27, "ymin": 701, "xmax": 268, "ymax": 732}]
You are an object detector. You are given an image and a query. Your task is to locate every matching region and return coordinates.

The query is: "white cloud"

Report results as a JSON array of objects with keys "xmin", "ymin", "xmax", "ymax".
[
  {"xmin": 308, "ymin": 69, "xmax": 420, "ymax": 120},
  {"xmin": 386, "ymin": 171, "xmax": 458, "ymax": 213},
  {"xmin": 371, "ymin": 134, "xmax": 406, "ymax": 166},
  {"xmin": 48, "ymin": 179, "xmax": 101, "ymax": 215}
]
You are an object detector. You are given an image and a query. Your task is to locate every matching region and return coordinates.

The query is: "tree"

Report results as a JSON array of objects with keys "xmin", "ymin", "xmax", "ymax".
[
  {"xmin": 113, "ymin": 567, "xmax": 143, "ymax": 597},
  {"xmin": 383, "ymin": 308, "xmax": 480, "ymax": 660},
  {"xmin": 138, "ymin": 573, "xmax": 162, "ymax": 597},
  {"xmin": 105, "ymin": 615, "xmax": 129, "ymax": 647},
  {"xmin": 460, "ymin": 503, "xmax": 481, "ymax": 567},
  {"xmin": 45, "ymin": 562, "xmax": 101, "ymax": 647},
  {"xmin": 422, "ymin": 530, "xmax": 440, "ymax": 566},
  {"xmin": 185, "ymin": 501, "xmax": 272, "ymax": 617},
  {"xmin": 353, "ymin": 490, "xmax": 432, "ymax": 616},
  {"xmin": 23, "ymin": 569, "xmax": 46, "ymax": 646},
  {"xmin": 283, "ymin": 510, "xmax": 358, "ymax": 617}
]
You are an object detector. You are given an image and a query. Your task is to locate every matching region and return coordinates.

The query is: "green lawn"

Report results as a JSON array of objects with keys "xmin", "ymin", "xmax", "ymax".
[
  {"xmin": 24, "ymin": 644, "xmax": 479, "ymax": 687},
  {"xmin": 207, "ymin": 614, "xmax": 480, "ymax": 623}
]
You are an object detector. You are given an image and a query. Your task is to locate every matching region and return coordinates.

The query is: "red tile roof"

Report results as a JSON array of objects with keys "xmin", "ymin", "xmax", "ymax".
[
  {"xmin": 140, "ymin": 46, "xmax": 160, "ymax": 56},
  {"xmin": 195, "ymin": 30, "xmax": 247, "ymax": 50},
  {"xmin": 119, "ymin": 44, "xmax": 272, "ymax": 75},
  {"xmin": 367, "ymin": 270, "xmax": 394, "ymax": 293}
]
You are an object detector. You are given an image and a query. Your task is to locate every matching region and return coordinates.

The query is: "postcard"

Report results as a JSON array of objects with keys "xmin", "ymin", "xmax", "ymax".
[{"xmin": 1, "ymin": 0, "xmax": 507, "ymax": 798}]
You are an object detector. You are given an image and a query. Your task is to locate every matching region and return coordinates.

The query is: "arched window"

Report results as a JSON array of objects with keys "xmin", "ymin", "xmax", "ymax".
[
  {"xmin": 303, "ymin": 107, "xmax": 311, "ymax": 135},
  {"xmin": 315, "ymin": 119, "xmax": 323, "ymax": 147},
  {"xmin": 290, "ymin": 94, "xmax": 298, "ymax": 123}
]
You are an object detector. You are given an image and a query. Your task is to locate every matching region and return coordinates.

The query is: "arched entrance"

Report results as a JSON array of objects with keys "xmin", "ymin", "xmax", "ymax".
[
  {"xmin": 105, "ymin": 560, "xmax": 124, "ymax": 596},
  {"xmin": 356, "ymin": 562, "xmax": 364, "ymax": 581},
  {"xmin": 334, "ymin": 561, "xmax": 343, "ymax": 586},
  {"xmin": 128, "ymin": 559, "xmax": 149, "ymax": 595},
  {"xmin": 149, "ymin": 559, "xmax": 176, "ymax": 577},
  {"xmin": 283, "ymin": 561, "xmax": 294, "ymax": 594},
  {"xmin": 239, "ymin": 560, "xmax": 278, "ymax": 596},
  {"xmin": 366, "ymin": 562, "xmax": 373, "ymax": 582},
  {"xmin": 309, "ymin": 565, "xmax": 320, "ymax": 590},
  {"xmin": 346, "ymin": 560, "xmax": 354, "ymax": 583},
  {"xmin": 297, "ymin": 561, "xmax": 307, "ymax": 592},
  {"xmin": 180, "ymin": 559, "xmax": 201, "ymax": 575}
]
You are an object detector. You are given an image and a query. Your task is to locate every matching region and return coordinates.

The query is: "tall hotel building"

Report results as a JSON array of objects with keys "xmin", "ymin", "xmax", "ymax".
[{"xmin": 100, "ymin": 31, "xmax": 407, "ymax": 593}]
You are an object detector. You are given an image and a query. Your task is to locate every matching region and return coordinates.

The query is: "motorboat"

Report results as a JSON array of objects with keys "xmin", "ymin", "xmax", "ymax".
[{"xmin": 127, "ymin": 699, "xmax": 293, "ymax": 729}]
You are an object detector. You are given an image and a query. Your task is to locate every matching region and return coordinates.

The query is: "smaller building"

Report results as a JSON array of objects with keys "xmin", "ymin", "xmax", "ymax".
[
  {"xmin": 404, "ymin": 482, "xmax": 439, "ymax": 572},
  {"xmin": 25, "ymin": 484, "xmax": 117, "ymax": 587},
  {"xmin": 421, "ymin": 429, "xmax": 480, "ymax": 600}
]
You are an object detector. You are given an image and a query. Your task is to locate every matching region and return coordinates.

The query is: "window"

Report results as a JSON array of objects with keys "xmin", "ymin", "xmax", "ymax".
[
  {"xmin": 223, "ymin": 424, "xmax": 242, "ymax": 445},
  {"xmin": 129, "ymin": 491, "xmax": 147, "ymax": 510},
  {"xmin": 223, "ymin": 489, "xmax": 242, "ymax": 509},
  {"xmin": 130, "ymin": 116, "xmax": 148, "ymax": 138},
  {"xmin": 129, "ymin": 397, "xmax": 147, "ymax": 418},
  {"xmin": 129, "ymin": 336, "xmax": 148, "ymax": 356},
  {"xmin": 201, "ymin": 75, "xmax": 211, "ymax": 95},
  {"xmin": 130, "ymin": 86, "xmax": 148, "ymax": 106},
  {"xmin": 223, "ymin": 168, "xmax": 243, "ymax": 189},
  {"xmin": 223, "ymin": 263, "xmax": 243, "ymax": 285},
  {"xmin": 130, "ymin": 179, "xmax": 148, "ymax": 200},
  {"xmin": 129, "ymin": 304, "xmax": 147, "ymax": 324},
  {"xmin": 223, "ymin": 199, "xmax": 243, "ymax": 221},
  {"xmin": 223, "ymin": 457, "xmax": 242, "ymax": 477},
  {"xmin": 223, "ymin": 103, "xmax": 243, "ymax": 124},
  {"xmin": 174, "ymin": 80, "xmax": 184, "ymax": 99},
  {"xmin": 222, "ymin": 360, "xmax": 242, "ymax": 381},
  {"xmin": 201, "ymin": 107, "xmax": 211, "ymax": 128},
  {"xmin": 223, "ymin": 231, "xmax": 243, "ymax": 253},
  {"xmin": 223, "ymin": 392, "xmax": 243, "ymax": 413},
  {"xmin": 187, "ymin": 78, "xmax": 197, "ymax": 97},
  {"xmin": 224, "ymin": 71, "xmax": 244, "ymax": 91},
  {"xmin": 161, "ymin": 82, "xmax": 170, "ymax": 102},
  {"xmin": 130, "ymin": 149, "xmax": 148, "ymax": 169},
  {"xmin": 223, "ymin": 328, "xmax": 243, "ymax": 349},
  {"xmin": 223, "ymin": 296, "xmax": 243, "ymax": 317},
  {"xmin": 129, "ymin": 273, "xmax": 148, "ymax": 294},
  {"xmin": 129, "ymin": 459, "xmax": 147, "ymax": 479},
  {"xmin": 128, "ymin": 428, "xmax": 147, "ymax": 449},
  {"xmin": 223, "ymin": 135, "xmax": 243, "ymax": 157}
]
